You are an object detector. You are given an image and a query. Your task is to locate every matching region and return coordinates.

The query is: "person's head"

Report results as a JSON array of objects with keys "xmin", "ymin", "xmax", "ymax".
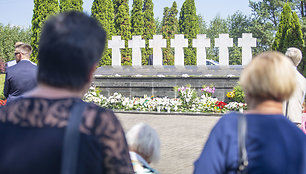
[
  {"xmin": 37, "ymin": 11, "xmax": 106, "ymax": 91},
  {"xmin": 15, "ymin": 42, "xmax": 24, "ymax": 48},
  {"xmin": 285, "ymin": 47, "xmax": 302, "ymax": 67},
  {"xmin": 126, "ymin": 123, "xmax": 160, "ymax": 164},
  {"xmin": 240, "ymin": 51, "xmax": 296, "ymax": 105},
  {"xmin": 15, "ymin": 44, "xmax": 32, "ymax": 63}
]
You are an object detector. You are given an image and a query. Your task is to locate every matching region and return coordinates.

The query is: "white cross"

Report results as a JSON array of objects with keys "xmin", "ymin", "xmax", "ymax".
[
  {"xmin": 238, "ymin": 33, "xmax": 256, "ymax": 65},
  {"xmin": 215, "ymin": 34, "xmax": 233, "ymax": 66},
  {"xmin": 108, "ymin": 36, "xmax": 125, "ymax": 67},
  {"xmin": 171, "ymin": 34, "xmax": 188, "ymax": 66},
  {"xmin": 192, "ymin": 34, "xmax": 211, "ymax": 66},
  {"xmin": 128, "ymin": 35, "xmax": 145, "ymax": 67},
  {"xmin": 149, "ymin": 35, "xmax": 166, "ymax": 67}
]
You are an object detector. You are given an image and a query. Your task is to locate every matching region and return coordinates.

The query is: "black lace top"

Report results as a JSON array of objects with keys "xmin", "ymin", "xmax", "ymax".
[{"xmin": 0, "ymin": 97, "xmax": 134, "ymax": 174}]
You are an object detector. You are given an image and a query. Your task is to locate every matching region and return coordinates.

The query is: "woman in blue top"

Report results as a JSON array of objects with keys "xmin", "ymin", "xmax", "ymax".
[{"xmin": 194, "ymin": 51, "xmax": 306, "ymax": 174}]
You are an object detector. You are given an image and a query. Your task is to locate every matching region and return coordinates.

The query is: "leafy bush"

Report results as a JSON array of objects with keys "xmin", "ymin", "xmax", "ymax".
[{"xmin": 226, "ymin": 83, "xmax": 245, "ymax": 103}]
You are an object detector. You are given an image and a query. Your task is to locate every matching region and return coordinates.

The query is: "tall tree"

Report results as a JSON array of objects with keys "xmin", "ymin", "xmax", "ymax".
[
  {"xmin": 31, "ymin": 0, "xmax": 59, "ymax": 63},
  {"xmin": 0, "ymin": 24, "xmax": 31, "ymax": 63},
  {"xmin": 162, "ymin": 2, "xmax": 179, "ymax": 65},
  {"xmin": 178, "ymin": 0, "xmax": 199, "ymax": 65},
  {"xmin": 60, "ymin": 0, "xmax": 83, "ymax": 12},
  {"xmin": 131, "ymin": 0, "xmax": 144, "ymax": 36},
  {"xmin": 206, "ymin": 16, "xmax": 228, "ymax": 62},
  {"xmin": 227, "ymin": 12, "xmax": 252, "ymax": 65},
  {"xmin": 113, "ymin": 0, "xmax": 132, "ymax": 65},
  {"xmin": 91, "ymin": 0, "xmax": 115, "ymax": 66},
  {"xmin": 142, "ymin": 0, "xmax": 156, "ymax": 65},
  {"xmin": 198, "ymin": 14, "xmax": 207, "ymax": 34},
  {"xmin": 272, "ymin": 3, "xmax": 303, "ymax": 53},
  {"xmin": 291, "ymin": 11, "xmax": 305, "ymax": 75}
]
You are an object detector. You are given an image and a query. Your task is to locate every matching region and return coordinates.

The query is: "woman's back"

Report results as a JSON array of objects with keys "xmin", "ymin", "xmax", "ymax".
[
  {"xmin": 194, "ymin": 112, "xmax": 306, "ymax": 174},
  {"xmin": 0, "ymin": 98, "xmax": 134, "ymax": 174}
]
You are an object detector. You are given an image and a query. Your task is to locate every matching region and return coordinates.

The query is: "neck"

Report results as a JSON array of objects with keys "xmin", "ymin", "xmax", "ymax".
[
  {"xmin": 24, "ymin": 83, "xmax": 83, "ymax": 99},
  {"xmin": 247, "ymin": 99, "xmax": 283, "ymax": 115}
]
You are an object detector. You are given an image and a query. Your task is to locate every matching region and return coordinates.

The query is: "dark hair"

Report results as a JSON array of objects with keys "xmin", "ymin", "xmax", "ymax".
[{"xmin": 38, "ymin": 11, "xmax": 106, "ymax": 90}]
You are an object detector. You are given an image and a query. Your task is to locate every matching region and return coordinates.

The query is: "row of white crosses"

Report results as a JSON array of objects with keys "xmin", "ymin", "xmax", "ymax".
[{"xmin": 108, "ymin": 33, "xmax": 256, "ymax": 67}]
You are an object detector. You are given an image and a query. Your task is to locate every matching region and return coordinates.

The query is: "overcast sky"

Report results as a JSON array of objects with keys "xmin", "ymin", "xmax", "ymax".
[{"xmin": 0, "ymin": 0, "xmax": 255, "ymax": 28}]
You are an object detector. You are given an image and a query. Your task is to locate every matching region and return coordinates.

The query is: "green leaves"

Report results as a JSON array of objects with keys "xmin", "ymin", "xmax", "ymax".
[
  {"xmin": 92, "ymin": 0, "xmax": 115, "ymax": 66},
  {"xmin": 179, "ymin": 0, "xmax": 199, "ymax": 65},
  {"xmin": 0, "ymin": 24, "xmax": 31, "ymax": 63},
  {"xmin": 60, "ymin": 0, "xmax": 83, "ymax": 12},
  {"xmin": 31, "ymin": 0, "xmax": 59, "ymax": 63}
]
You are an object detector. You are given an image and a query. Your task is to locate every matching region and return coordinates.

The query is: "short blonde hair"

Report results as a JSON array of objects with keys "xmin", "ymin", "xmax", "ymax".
[
  {"xmin": 126, "ymin": 123, "xmax": 160, "ymax": 163},
  {"xmin": 285, "ymin": 47, "xmax": 302, "ymax": 67},
  {"xmin": 240, "ymin": 51, "xmax": 296, "ymax": 102}
]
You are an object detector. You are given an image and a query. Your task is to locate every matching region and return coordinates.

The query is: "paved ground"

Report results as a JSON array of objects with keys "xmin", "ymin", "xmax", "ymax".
[{"xmin": 116, "ymin": 113, "xmax": 220, "ymax": 174}]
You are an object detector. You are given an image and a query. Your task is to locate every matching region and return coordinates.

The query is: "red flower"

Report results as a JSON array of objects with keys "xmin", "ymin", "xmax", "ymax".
[
  {"xmin": 0, "ymin": 100, "xmax": 7, "ymax": 106},
  {"xmin": 215, "ymin": 101, "xmax": 227, "ymax": 109}
]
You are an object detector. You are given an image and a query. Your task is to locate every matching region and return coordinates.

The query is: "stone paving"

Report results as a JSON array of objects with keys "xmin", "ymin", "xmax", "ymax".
[{"xmin": 116, "ymin": 113, "xmax": 220, "ymax": 174}]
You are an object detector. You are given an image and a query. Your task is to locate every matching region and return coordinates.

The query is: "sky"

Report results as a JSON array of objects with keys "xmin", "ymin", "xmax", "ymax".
[{"xmin": 0, "ymin": 0, "xmax": 254, "ymax": 28}]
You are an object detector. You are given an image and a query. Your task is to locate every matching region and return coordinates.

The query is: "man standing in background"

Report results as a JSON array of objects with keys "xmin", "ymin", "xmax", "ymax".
[
  {"xmin": 3, "ymin": 43, "xmax": 37, "ymax": 102},
  {"xmin": 284, "ymin": 47, "xmax": 306, "ymax": 127}
]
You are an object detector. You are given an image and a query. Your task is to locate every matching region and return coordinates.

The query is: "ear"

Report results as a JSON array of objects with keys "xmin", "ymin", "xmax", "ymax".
[{"xmin": 88, "ymin": 63, "xmax": 98, "ymax": 83}]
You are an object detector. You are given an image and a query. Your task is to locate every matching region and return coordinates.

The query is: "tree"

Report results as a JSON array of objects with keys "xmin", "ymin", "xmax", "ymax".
[
  {"xmin": 155, "ymin": 17, "xmax": 162, "ymax": 35},
  {"xmin": 162, "ymin": 2, "xmax": 179, "ymax": 65},
  {"xmin": 0, "ymin": 24, "xmax": 31, "ymax": 63},
  {"xmin": 227, "ymin": 12, "xmax": 252, "ymax": 65},
  {"xmin": 142, "ymin": 0, "xmax": 156, "ymax": 65},
  {"xmin": 113, "ymin": 0, "xmax": 132, "ymax": 65},
  {"xmin": 273, "ymin": 3, "xmax": 303, "ymax": 53},
  {"xmin": 60, "ymin": 0, "xmax": 83, "ymax": 12},
  {"xmin": 131, "ymin": 0, "xmax": 144, "ymax": 36},
  {"xmin": 31, "ymin": 0, "xmax": 59, "ymax": 63},
  {"xmin": 91, "ymin": 0, "xmax": 115, "ymax": 66},
  {"xmin": 206, "ymin": 16, "xmax": 228, "ymax": 62},
  {"xmin": 198, "ymin": 14, "xmax": 207, "ymax": 34},
  {"xmin": 179, "ymin": 0, "xmax": 199, "ymax": 65}
]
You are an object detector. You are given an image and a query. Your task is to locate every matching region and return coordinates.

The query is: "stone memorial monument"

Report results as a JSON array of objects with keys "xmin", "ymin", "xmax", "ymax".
[
  {"xmin": 128, "ymin": 35, "xmax": 145, "ymax": 67},
  {"xmin": 215, "ymin": 34, "xmax": 233, "ymax": 66},
  {"xmin": 149, "ymin": 35, "xmax": 167, "ymax": 67},
  {"xmin": 108, "ymin": 36, "xmax": 125, "ymax": 67},
  {"xmin": 171, "ymin": 34, "xmax": 188, "ymax": 67},
  {"xmin": 192, "ymin": 34, "xmax": 210, "ymax": 66},
  {"xmin": 238, "ymin": 33, "xmax": 257, "ymax": 65}
]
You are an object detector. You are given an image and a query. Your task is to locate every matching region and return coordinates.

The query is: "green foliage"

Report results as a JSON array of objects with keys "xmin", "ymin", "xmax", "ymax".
[
  {"xmin": 198, "ymin": 14, "xmax": 207, "ymax": 34},
  {"xmin": 31, "ymin": 0, "xmax": 59, "ymax": 63},
  {"xmin": 227, "ymin": 12, "xmax": 251, "ymax": 65},
  {"xmin": 0, "ymin": 24, "xmax": 31, "ymax": 63},
  {"xmin": 131, "ymin": 0, "xmax": 144, "ymax": 36},
  {"xmin": 91, "ymin": 0, "xmax": 115, "ymax": 66},
  {"xmin": 178, "ymin": 0, "xmax": 199, "ymax": 65},
  {"xmin": 142, "ymin": 0, "xmax": 156, "ymax": 65},
  {"xmin": 301, "ymin": 17, "xmax": 306, "ymax": 76},
  {"xmin": 155, "ymin": 17, "xmax": 162, "ymax": 35},
  {"xmin": 162, "ymin": 2, "xmax": 178, "ymax": 65},
  {"xmin": 273, "ymin": 3, "xmax": 304, "ymax": 56},
  {"xmin": 206, "ymin": 16, "xmax": 228, "ymax": 62},
  {"xmin": 113, "ymin": 0, "xmax": 132, "ymax": 65},
  {"xmin": 232, "ymin": 84, "xmax": 245, "ymax": 103},
  {"xmin": 60, "ymin": 0, "xmax": 83, "ymax": 12},
  {"xmin": 0, "ymin": 74, "xmax": 5, "ymax": 100}
]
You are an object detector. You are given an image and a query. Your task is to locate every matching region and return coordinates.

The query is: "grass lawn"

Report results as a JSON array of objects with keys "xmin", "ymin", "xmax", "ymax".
[{"xmin": 0, "ymin": 74, "xmax": 5, "ymax": 99}]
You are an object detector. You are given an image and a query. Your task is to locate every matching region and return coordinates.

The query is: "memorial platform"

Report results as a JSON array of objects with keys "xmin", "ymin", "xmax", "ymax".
[{"xmin": 93, "ymin": 65, "xmax": 243, "ymax": 100}]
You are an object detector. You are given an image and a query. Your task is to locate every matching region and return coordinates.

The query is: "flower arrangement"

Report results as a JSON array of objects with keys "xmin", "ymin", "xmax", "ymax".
[
  {"xmin": 84, "ymin": 86, "xmax": 247, "ymax": 113},
  {"xmin": 201, "ymin": 85, "xmax": 215, "ymax": 97}
]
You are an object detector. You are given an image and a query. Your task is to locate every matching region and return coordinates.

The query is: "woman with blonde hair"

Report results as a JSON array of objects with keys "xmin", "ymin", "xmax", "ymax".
[{"xmin": 194, "ymin": 51, "xmax": 306, "ymax": 174}]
